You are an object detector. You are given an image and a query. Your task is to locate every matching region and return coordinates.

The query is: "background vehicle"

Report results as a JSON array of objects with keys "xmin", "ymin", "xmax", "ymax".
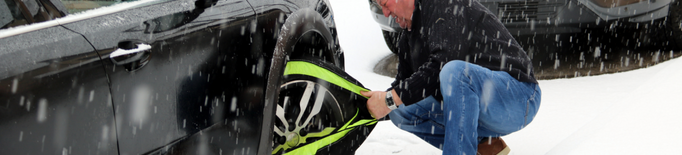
[
  {"xmin": 0, "ymin": 0, "xmax": 346, "ymax": 154},
  {"xmin": 369, "ymin": 0, "xmax": 682, "ymax": 53}
]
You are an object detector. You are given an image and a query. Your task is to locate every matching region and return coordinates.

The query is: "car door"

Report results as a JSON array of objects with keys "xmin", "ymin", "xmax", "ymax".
[
  {"xmin": 0, "ymin": 0, "xmax": 117, "ymax": 154},
  {"xmin": 58, "ymin": 0, "xmax": 263, "ymax": 154}
]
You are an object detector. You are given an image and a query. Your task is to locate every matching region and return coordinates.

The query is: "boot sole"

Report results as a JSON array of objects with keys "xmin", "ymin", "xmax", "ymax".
[{"xmin": 497, "ymin": 146, "xmax": 511, "ymax": 155}]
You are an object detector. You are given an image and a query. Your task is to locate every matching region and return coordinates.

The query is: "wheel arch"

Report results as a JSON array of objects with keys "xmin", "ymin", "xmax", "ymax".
[{"xmin": 280, "ymin": 8, "xmax": 339, "ymax": 67}]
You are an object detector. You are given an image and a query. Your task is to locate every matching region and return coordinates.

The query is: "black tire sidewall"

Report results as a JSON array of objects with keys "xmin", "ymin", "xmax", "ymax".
[
  {"xmin": 668, "ymin": 0, "xmax": 682, "ymax": 49},
  {"xmin": 382, "ymin": 30, "xmax": 401, "ymax": 54}
]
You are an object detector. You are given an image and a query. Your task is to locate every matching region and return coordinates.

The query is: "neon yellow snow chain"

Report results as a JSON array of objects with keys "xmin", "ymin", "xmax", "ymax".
[{"xmin": 273, "ymin": 60, "xmax": 378, "ymax": 155}]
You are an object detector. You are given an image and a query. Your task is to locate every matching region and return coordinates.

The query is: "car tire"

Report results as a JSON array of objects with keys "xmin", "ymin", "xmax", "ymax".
[
  {"xmin": 666, "ymin": 0, "xmax": 682, "ymax": 50},
  {"xmin": 625, "ymin": 0, "xmax": 681, "ymax": 50},
  {"xmin": 261, "ymin": 8, "xmax": 348, "ymax": 154},
  {"xmin": 382, "ymin": 30, "xmax": 401, "ymax": 54}
]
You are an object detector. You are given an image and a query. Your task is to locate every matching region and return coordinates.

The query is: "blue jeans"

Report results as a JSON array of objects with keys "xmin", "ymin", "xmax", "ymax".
[{"xmin": 388, "ymin": 60, "xmax": 541, "ymax": 155}]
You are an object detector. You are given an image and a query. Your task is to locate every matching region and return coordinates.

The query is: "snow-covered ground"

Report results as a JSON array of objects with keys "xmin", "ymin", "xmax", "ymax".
[{"xmin": 327, "ymin": 0, "xmax": 682, "ymax": 154}]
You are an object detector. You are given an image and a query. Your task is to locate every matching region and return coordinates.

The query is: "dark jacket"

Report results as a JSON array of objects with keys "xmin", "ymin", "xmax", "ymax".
[{"xmin": 390, "ymin": 0, "xmax": 538, "ymax": 105}]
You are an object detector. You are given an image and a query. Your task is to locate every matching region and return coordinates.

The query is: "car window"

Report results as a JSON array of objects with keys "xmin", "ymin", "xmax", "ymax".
[
  {"xmin": 1, "ymin": 0, "xmax": 31, "ymax": 28},
  {"xmin": 0, "ymin": 1, "xmax": 11, "ymax": 27},
  {"xmin": 62, "ymin": 0, "xmax": 125, "ymax": 14},
  {"xmin": 0, "ymin": 0, "xmax": 144, "ymax": 29},
  {"xmin": 1, "ymin": 0, "xmax": 65, "ymax": 28}
]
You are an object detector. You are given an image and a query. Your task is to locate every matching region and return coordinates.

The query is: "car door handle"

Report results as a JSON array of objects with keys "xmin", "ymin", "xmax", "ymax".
[{"xmin": 110, "ymin": 43, "xmax": 152, "ymax": 65}]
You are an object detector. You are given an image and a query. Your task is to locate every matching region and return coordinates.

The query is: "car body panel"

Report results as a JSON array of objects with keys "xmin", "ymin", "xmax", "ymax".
[
  {"xmin": 59, "ymin": 0, "xmax": 269, "ymax": 154},
  {"xmin": 0, "ymin": 25, "xmax": 118, "ymax": 155},
  {"xmin": 1, "ymin": 0, "xmax": 344, "ymax": 154}
]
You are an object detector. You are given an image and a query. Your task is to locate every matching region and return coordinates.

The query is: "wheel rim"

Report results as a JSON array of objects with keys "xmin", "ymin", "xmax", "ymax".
[{"xmin": 272, "ymin": 80, "xmax": 343, "ymax": 154}]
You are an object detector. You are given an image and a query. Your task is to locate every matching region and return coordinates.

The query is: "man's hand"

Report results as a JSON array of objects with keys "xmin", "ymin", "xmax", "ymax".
[{"xmin": 360, "ymin": 91, "xmax": 393, "ymax": 119}]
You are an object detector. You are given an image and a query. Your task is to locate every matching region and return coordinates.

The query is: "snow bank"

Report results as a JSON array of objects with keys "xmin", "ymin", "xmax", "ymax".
[{"xmin": 328, "ymin": 0, "xmax": 682, "ymax": 154}]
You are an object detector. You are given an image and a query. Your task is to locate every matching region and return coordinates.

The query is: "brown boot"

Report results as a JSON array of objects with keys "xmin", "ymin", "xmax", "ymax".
[{"xmin": 477, "ymin": 137, "xmax": 511, "ymax": 155}]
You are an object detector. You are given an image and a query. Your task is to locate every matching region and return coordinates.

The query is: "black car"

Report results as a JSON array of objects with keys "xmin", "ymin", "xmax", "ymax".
[
  {"xmin": 369, "ymin": 0, "xmax": 682, "ymax": 53},
  {"xmin": 0, "ymin": 0, "xmax": 351, "ymax": 154}
]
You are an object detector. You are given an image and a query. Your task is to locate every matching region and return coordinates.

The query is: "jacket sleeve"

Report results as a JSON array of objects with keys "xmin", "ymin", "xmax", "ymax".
[
  {"xmin": 391, "ymin": 55, "xmax": 447, "ymax": 105},
  {"xmin": 388, "ymin": 30, "xmax": 411, "ymax": 92},
  {"xmin": 389, "ymin": 0, "xmax": 480, "ymax": 105}
]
